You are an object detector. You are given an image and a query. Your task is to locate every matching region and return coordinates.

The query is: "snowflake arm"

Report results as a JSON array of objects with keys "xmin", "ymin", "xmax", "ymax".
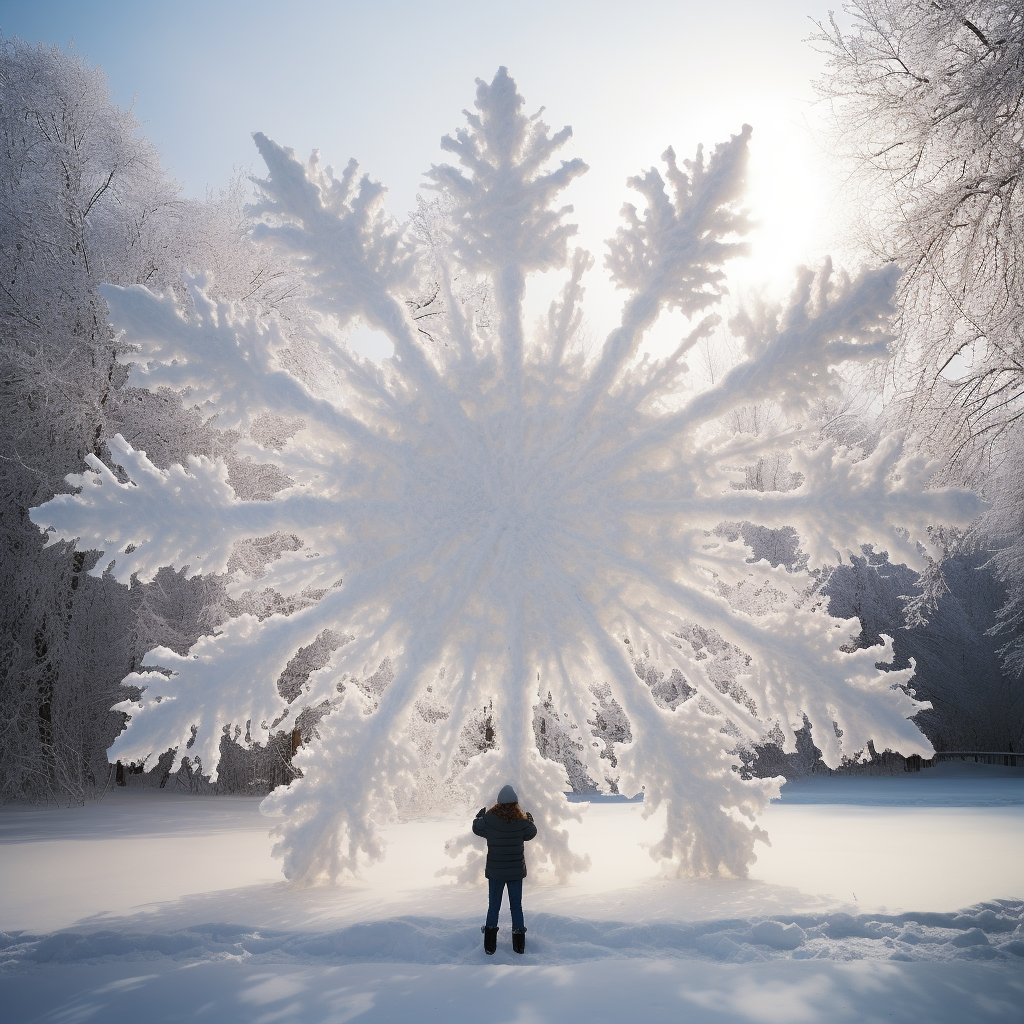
[
  {"xmin": 424, "ymin": 67, "xmax": 588, "ymax": 278},
  {"xmin": 595, "ymin": 128, "xmax": 753, "ymax": 390}
]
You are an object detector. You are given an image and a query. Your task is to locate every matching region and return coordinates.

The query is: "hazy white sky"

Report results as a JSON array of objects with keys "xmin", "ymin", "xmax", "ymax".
[{"xmin": 3, "ymin": 0, "xmax": 848, "ymax": 352}]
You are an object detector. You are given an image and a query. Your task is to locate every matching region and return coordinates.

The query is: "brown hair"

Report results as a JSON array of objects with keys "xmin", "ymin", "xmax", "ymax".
[{"xmin": 488, "ymin": 800, "xmax": 528, "ymax": 823}]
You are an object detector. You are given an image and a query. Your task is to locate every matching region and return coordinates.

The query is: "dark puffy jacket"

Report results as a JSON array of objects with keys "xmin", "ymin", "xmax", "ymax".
[{"xmin": 472, "ymin": 810, "xmax": 538, "ymax": 880}]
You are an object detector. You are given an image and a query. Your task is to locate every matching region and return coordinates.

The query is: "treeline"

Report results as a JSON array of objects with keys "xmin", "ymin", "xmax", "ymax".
[{"xmin": 0, "ymin": 36, "xmax": 304, "ymax": 801}]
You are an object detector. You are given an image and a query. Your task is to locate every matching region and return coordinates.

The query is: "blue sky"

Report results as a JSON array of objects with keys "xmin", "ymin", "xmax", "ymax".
[{"xmin": 3, "ymin": 0, "xmax": 843, "ymax": 341}]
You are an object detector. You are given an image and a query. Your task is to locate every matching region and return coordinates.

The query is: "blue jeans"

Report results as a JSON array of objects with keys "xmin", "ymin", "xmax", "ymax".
[{"xmin": 485, "ymin": 877, "xmax": 524, "ymax": 930}]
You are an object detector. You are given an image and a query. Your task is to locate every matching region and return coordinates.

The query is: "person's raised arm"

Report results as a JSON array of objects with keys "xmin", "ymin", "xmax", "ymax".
[{"xmin": 472, "ymin": 808, "xmax": 487, "ymax": 837}]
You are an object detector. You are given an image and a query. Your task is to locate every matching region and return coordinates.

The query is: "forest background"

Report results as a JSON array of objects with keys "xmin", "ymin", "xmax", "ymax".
[{"xmin": 1, "ymin": 0, "xmax": 1021, "ymax": 806}]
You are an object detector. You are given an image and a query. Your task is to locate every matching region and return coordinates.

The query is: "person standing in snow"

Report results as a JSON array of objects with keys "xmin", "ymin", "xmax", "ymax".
[{"xmin": 473, "ymin": 784, "xmax": 537, "ymax": 955}]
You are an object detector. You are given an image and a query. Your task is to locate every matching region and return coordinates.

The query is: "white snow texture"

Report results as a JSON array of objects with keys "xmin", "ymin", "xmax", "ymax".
[{"xmin": 31, "ymin": 68, "xmax": 983, "ymax": 883}]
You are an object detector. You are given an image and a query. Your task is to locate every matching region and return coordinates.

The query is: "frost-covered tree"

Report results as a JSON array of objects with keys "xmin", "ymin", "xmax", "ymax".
[
  {"xmin": 0, "ymin": 35, "xmax": 171, "ymax": 800},
  {"xmin": 813, "ymin": 2, "xmax": 1024, "ymax": 677},
  {"xmin": 825, "ymin": 544, "xmax": 1021, "ymax": 753},
  {"xmin": 970, "ymin": 432, "xmax": 1024, "ymax": 681},
  {"xmin": 33, "ymin": 69, "xmax": 981, "ymax": 880},
  {"xmin": 0, "ymin": 36, "xmax": 295, "ymax": 800},
  {"xmin": 813, "ymin": 1, "xmax": 1023, "ymax": 459}
]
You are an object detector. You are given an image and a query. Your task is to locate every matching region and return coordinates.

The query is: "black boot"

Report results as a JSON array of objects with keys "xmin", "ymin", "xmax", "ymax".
[
  {"xmin": 512, "ymin": 927, "xmax": 526, "ymax": 954},
  {"xmin": 482, "ymin": 926, "xmax": 498, "ymax": 955}
]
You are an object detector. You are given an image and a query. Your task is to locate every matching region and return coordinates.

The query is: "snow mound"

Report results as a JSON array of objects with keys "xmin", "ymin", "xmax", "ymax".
[{"xmin": 2, "ymin": 901, "xmax": 1021, "ymax": 970}]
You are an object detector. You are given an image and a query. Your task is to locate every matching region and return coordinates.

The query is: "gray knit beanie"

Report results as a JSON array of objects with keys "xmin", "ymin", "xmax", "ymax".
[{"xmin": 496, "ymin": 784, "xmax": 518, "ymax": 804}]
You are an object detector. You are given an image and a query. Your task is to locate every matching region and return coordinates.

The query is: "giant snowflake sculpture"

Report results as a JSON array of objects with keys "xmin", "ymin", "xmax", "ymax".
[{"xmin": 33, "ymin": 70, "xmax": 980, "ymax": 883}]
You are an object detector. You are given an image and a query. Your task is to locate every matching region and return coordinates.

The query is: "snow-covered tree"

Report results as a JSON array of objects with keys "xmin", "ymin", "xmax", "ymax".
[
  {"xmin": 825, "ymin": 544, "xmax": 1021, "ymax": 753},
  {"xmin": 971, "ymin": 433, "xmax": 1024, "ymax": 681},
  {"xmin": 32, "ymin": 68, "xmax": 981, "ymax": 879},
  {"xmin": 813, "ymin": 1, "xmax": 1022, "ymax": 457},
  {"xmin": 0, "ymin": 36, "xmax": 295, "ymax": 800},
  {"xmin": 813, "ymin": 2, "xmax": 1024, "ymax": 678},
  {"xmin": 0, "ymin": 35, "xmax": 170, "ymax": 800}
]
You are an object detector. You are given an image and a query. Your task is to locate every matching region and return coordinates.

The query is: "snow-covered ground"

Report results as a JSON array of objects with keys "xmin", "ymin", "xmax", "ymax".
[{"xmin": 2, "ymin": 762, "xmax": 1022, "ymax": 1023}]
